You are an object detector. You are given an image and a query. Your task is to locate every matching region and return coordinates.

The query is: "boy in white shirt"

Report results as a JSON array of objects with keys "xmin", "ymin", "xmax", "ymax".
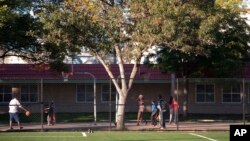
[{"xmin": 9, "ymin": 96, "xmax": 28, "ymax": 130}]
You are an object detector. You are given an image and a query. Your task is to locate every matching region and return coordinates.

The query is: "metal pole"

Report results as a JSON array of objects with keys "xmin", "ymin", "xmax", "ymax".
[
  {"xmin": 84, "ymin": 72, "xmax": 97, "ymax": 125},
  {"xmin": 176, "ymin": 78, "xmax": 179, "ymax": 131},
  {"xmin": 171, "ymin": 73, "xmax": 175, "ymax": 97},
  {"xmin": 40, "ymin": 78, "xmax": 44, "ymax": 131},
  {"xmin": 242, "ymin": 79, "xmax": 245, "ymax": 125},
  {"xmin": 75, "ymin": 72, "xmax": 97, "ymax": 125},
  {"xmin": 109, "ymin": 78, "xmax": 112, "ymax": 130}
]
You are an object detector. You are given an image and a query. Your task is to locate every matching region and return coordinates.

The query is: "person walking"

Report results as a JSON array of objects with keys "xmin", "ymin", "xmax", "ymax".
[
  {"xmin": 168, "ymin": 96, "xmax": 174, "ymax": 124},
  {"xmin": 136, "ymin": 94, "xmax": 146, "ymax": 126},
  {"xmin": 45, "ymin": 101, "xmax": 56, "ymax": 126},
  {"xmin": 169, "ymin": 96, "xmax": 179, "ymax": 124},
  {"xmin": 172, "ymin": 98, "xmax": 179, "ymax": 124},
  {"xmin": 9, "ymin": 95, "xmax": 29, "ymax": 130},
  {"xmin": 157, "ymin": 95, "xmax": 167, "ymax": 129},
  {"xmin": 150, "ymin": 99, "xmax": 158, "ymax": 126}
]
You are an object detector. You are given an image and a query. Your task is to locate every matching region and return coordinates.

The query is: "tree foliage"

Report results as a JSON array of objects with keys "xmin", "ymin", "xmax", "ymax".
[
  {"xmin": 145, "ymin": 0, "xmax": 250, "ymax": 77},
  {"xmin": 0, "ymin": 0, "xmax": 68, "ymax": 71},
  {"xmin": 36, "ymin": 0, "xmax": 176, "ymax": 129},
  {"xmin": 34, "ymin": 0, "xmax": 250, "ymax": 129}
]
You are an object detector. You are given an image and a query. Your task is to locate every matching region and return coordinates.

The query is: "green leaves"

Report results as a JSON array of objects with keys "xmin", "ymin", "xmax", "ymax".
[{"xmin": 146, "ymin": 0, "xmax": 250, "ymax": 77}]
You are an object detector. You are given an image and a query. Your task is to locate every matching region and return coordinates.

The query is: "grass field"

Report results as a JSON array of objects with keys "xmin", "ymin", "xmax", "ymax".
[{"xmin": 0, "ymin": 131, "xmax": 229, "ymax": 141}]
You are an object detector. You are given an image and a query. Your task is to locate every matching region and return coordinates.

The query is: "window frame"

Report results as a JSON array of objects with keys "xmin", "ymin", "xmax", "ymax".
[
  {"xmin": 222, "ymin": 84, "xmax": 241, "ymax": 104},
  {"xmin": 101, "ymin": 84, "xmax": 116, "ymax": 103},
  {"xmin": 0, "ymin": 84, "xmax": 13, "ymax": 103},
  {"xmin": 20, "ymin": 84, "xmax": 39, "ymax": 103},
  {"xmin": 76, "ymin": 84, "xmax": 94, "ymax": 103},
  {"xmin": 195, "ymin": 84, "xmax": 215, "ymax": 103}
]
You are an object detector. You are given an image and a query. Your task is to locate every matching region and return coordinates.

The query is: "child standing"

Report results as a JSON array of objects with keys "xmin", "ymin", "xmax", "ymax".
[
  {"xmin": 150, "ymin": 99, "xmax": 158, "ymax": 126},
  {"xmin": 136, "ymin": 94, "xmax": 146, "ymax": 126},
  {"xmin": 45, "ymin": 101, "xmax": 56, "ymax": 126}
]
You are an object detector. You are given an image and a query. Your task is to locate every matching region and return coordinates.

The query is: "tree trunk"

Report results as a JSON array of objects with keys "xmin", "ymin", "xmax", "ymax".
[{"xmin": 116, "ymin": 93, "xmax": 127, "ymax": 130}]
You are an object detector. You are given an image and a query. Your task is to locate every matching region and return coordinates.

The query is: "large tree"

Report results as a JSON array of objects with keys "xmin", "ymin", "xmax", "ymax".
[
  {"xmin": 36, "ymin": 0, "xmax": 178, "ymax": 130},
  {"xmin": 36, "ymin": 0, "xmax": 250, "ymax": 129},
  {"xmin": 145, "ymin": 0, "xmax": 250, "ymax": 78}
]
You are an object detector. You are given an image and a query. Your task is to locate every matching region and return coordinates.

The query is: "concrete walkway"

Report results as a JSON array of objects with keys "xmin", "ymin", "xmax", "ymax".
[{"xmin": 1, "ymin": 121, "xmax": 249, "ymax": 132}]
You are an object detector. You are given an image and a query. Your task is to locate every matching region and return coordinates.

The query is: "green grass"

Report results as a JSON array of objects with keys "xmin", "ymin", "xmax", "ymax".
[{"xmin": 0, "ymin": 131, "xmax": 229, "ymax": 141}]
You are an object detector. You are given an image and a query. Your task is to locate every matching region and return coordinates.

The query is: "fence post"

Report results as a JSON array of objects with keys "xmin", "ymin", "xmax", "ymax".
[
  {"xmin": 40, "ymin": 78, "xmax": 44, "ymax": 131},
  {"xmin": 242, "ymin": 79, "xmax": 246, "ymax": 125}
]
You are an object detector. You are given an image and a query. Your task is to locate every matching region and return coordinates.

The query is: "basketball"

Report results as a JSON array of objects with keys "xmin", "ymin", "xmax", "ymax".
[{"xmin": 25, "ymin": 111, "xmax": 31, "ymax": 116}]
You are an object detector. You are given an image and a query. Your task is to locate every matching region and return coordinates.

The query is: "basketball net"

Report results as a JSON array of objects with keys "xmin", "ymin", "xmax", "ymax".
[
  {"xmin": 62, "ymin": 72, "xmax": 70, "ymax": 82},
  {"xmin": 143, "ymin": 73, "xmax": 151, "ymax": 82}
]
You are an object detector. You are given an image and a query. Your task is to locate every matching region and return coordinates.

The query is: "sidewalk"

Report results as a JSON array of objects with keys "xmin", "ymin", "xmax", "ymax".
[{"xmin": 1, "ymin": 121, "xmax": 248, "ymax": 132}]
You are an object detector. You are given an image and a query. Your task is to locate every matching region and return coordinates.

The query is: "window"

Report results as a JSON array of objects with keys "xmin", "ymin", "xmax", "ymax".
[
  {"xmin": 20, "ymin": 85, "xmax": 38, "ymax": 102},
  {"xmin": 77, "ymin": 84, "xmax": 93, "ymax": 102},
  {"xmin": 101, "ymin": 84, "xmax": 116, "ymax": 102},
  {"xmin": 222, "ymin": 84, "xmax": 241, "ymax": 103},
  {"xmin": 0, "ymin": 85, "xmax": 12, "ymax": 103},
  {"xmin": 196, "ymin": 84, "xmax": 215, "ymax": 103}
]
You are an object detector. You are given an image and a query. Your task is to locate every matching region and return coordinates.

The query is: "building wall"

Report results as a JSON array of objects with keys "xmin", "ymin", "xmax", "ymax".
[
  {"xmin": 1, "ymin": 79, "xmax": 250, "ymax": 115},
  {"xmin": 177, "ymin": 80, "xmax": 250, "ymax": 115},
  {"xmin": 41, "ymin": 83, "xmax": 170, "ymax": 113}
]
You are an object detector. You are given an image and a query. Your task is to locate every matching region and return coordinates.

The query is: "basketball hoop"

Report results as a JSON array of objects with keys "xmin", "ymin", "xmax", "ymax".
[
  {"xmin": 143, "ymin": 73, "xmax": 151, "ymax": 82},
  {"xmin": 62, "ymin": 72, "xmax": 70, "ymax": 82}
]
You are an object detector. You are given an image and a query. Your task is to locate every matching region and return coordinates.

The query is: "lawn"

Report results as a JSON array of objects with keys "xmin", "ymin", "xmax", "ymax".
[{"xmin": 0, "ymin": 131, "xmax": 229, "ymax": 141}]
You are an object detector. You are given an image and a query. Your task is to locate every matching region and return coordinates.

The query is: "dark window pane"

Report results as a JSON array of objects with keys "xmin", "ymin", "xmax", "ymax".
[
  {"xmin": 197, "ymin": 85, "xmax": 205, "ymax": 93},
  {"xmin": 232, "ymin": 94, "xmax": 241, "ymax": 102},
  {"xmin": 102, "ymin": 94, "xmax": 109, "ymax": 101},
  {"xmin": 5, "ymin": 85, "xmax": 12, "ymax": 93},
  {"xmin": 223, "ymin": 94, "xmax": 231, "ymax": 102},
  {"xmin": 206, "ymin": 93, "xmax": 214, "ymax": 102},
  {"xmin": 30, "ymin": 85, "xmax": 37, "ymax": 93},
  {"xmin": 86, "ymin": 92, "xmax": 93, "ymax": 101},
  {"xmin": 4, "ymin": 94, "xmax": 12, "ymax": 102},
  {"xmin": 197, "ymin": 94, "xmax": 205, "ymax": 102},
  {"xmin": 0, "ymin": 94, "xmax": 3, "ymax": 102},
  {"xmin": 206, "ymin": 85, "xmax": 214, "ymax": 93},
  {"xmin": 21, "ymin": 94, "xmax": 29, "ymax": 102},
  {"xmin": 0, "ymin": 86, "xmax": 3, "ymax": 92},
  {"xmin": 21, "ymin": 86, "xmax": 29, "ymax": 93},
  {"xmin": 77, "ymin": 93, "xmax": 85, "ymax": 101},
  {"xmin": 77, "ymin": 85, "xmax": 85, "ymax": 93},
  {"xmin": 101, "ymin": 84, "xmax": 116, "ymax": 102},
  {"xmin": 86, "ymin": 85, "xmax": 93, "ymax": 93},
  {"xmin": 30, "ymin": 94, "xmax": 37, "ymax": 102}
]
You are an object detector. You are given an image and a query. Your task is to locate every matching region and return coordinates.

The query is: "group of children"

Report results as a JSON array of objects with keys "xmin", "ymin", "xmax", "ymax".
[
  {"xmin": 151, "ymin": 95, "xmax": 179, "ymax": 126},
  {"xmin": 136, "ymin": 94, "xmax": 179, "ymax": 128}
]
